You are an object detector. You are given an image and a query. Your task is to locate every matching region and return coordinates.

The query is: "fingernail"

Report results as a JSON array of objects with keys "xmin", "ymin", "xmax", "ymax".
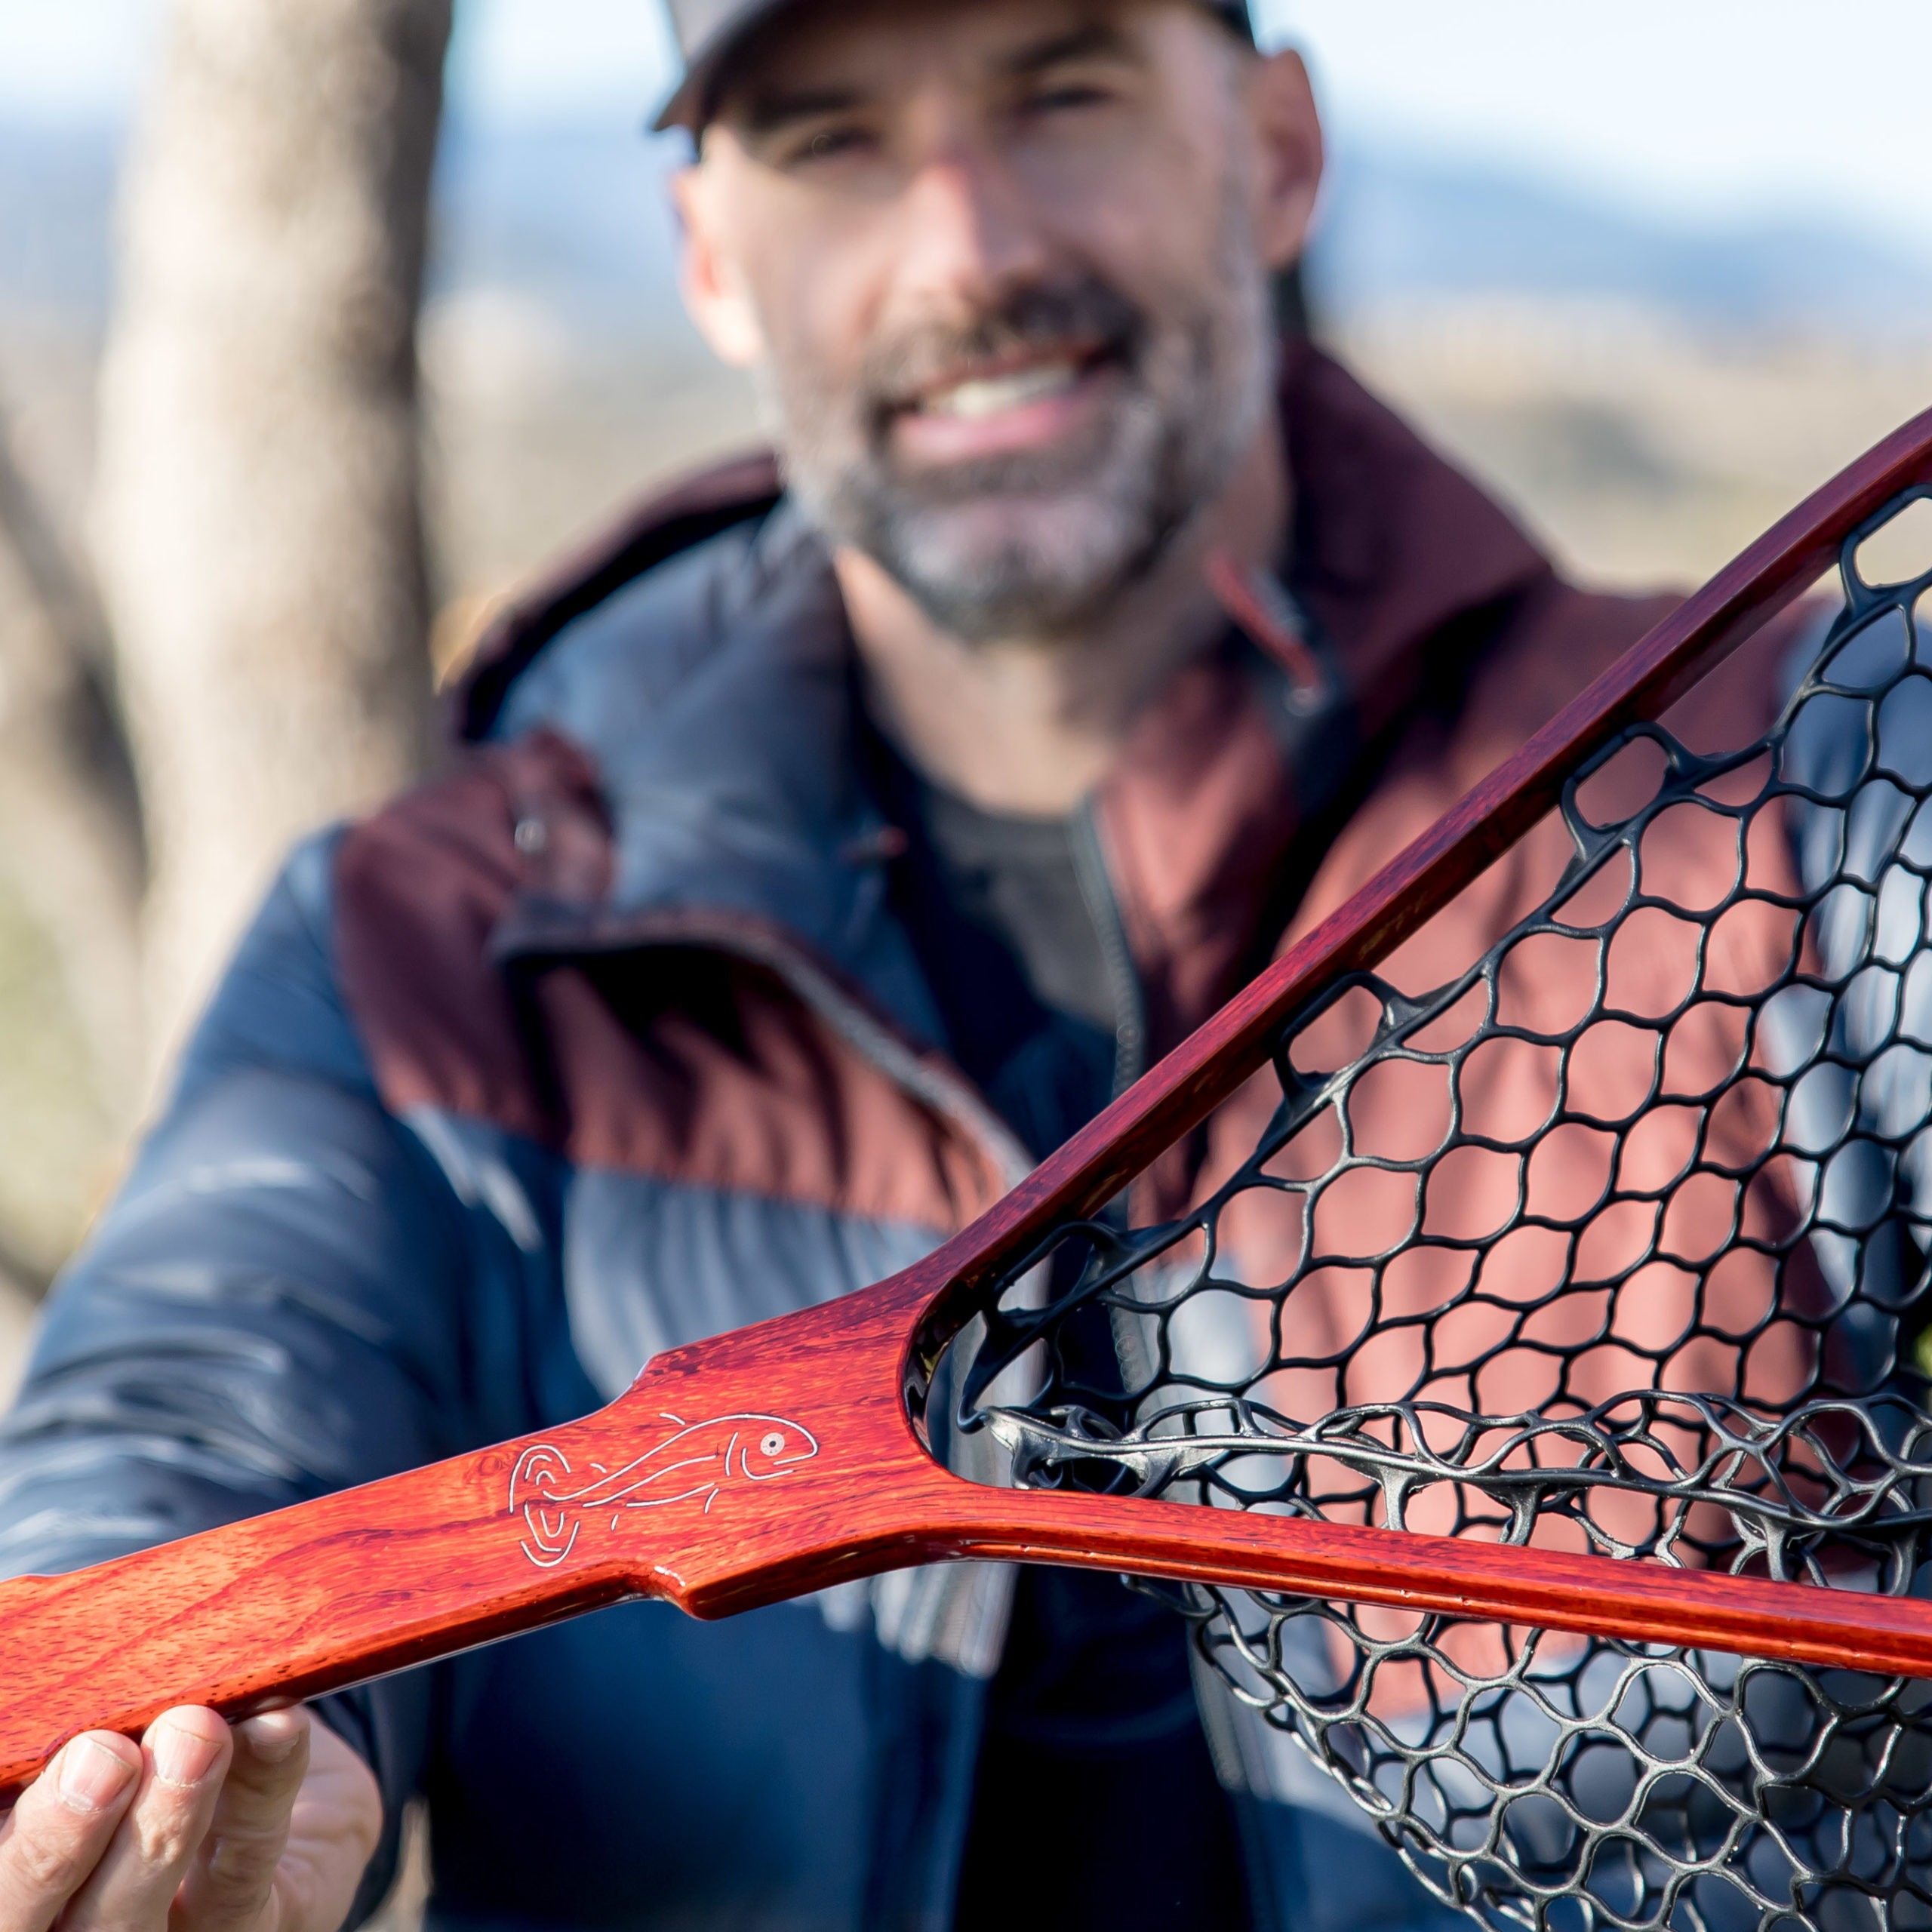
[
  {"xmin": 238, "ymin": 1711, "xmax": 304, "ymax": 1763},
  {"xmin": 150, "ymin": 1718, "xmax": 223, "ymax": 1789},
  {"xmin": 57, "ymin": 1737, "xmax": 137, "ymax": 1814}
]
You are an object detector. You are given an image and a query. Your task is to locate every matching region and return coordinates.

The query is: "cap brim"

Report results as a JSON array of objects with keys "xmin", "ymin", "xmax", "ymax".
[{"xmin": 651, "ymin": 0, "xmax": 803, "ymax": 132}]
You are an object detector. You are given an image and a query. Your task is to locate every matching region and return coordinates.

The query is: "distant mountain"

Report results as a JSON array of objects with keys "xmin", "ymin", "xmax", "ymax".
[
  {"xmin": 4, "ymin": 112, "xmax": 1930, "ymax": 344},
  {"xmin": 1308, "ymin": 143, "xmax": 1932, "ymax": 340},
  {"xmin": 0, "ymin": 115, "xmax": 688, "ymax": 331}
]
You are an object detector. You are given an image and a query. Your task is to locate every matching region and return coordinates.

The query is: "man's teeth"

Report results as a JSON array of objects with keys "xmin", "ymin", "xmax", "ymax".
[{"xmin": 920, "ymin": 362, "xmax": 1080, "ymax": 420}]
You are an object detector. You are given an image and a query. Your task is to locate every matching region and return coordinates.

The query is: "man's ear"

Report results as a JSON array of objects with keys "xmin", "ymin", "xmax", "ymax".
[
  {"xmin": 1245, "ymin": 47, "xmax": 1324, "ymax": 272},
  {"xmin": 672, "ymin": 155, "xmax": 768, "ymax": 370}
]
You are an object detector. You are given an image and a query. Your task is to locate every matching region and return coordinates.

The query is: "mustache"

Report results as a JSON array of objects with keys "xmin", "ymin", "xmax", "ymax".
[{"xmin": 856, "ymin": 275, "xmax": 1148, "ymax": 424}]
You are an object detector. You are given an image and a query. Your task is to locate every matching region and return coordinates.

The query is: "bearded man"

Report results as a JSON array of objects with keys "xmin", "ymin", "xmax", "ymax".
[{"xmin": 0, "ymin": 2, "xmax": 1691, "ymax": 1928}]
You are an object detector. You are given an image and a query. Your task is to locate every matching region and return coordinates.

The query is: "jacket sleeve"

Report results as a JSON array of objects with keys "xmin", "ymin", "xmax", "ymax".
[{"xmin": 0, "ymin": 832, "xmax": 472, "ymax": 1918}]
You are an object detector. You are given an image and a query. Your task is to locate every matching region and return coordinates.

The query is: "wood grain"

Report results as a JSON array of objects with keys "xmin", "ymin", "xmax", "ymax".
[{"xmin": 2, "ymin": 410, "xmax": 1930, "ymax": 1797}]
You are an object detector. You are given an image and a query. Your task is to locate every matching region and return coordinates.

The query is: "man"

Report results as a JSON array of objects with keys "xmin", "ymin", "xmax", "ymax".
[{"xmin": 0, "ymin": 2, "xmax": 1722, "ymax": 1927}]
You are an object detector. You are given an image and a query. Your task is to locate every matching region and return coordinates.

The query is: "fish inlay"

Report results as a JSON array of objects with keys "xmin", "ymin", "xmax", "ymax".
[{"xmin": 508, "ymin": 1413, "xmax": 820, "ymax": 1568}]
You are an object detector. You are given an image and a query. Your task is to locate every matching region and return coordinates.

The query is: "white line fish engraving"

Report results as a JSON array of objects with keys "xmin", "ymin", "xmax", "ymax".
[{"xmin": 507, "ymin": 1413, "xmax": 820, "ymax": 1569}]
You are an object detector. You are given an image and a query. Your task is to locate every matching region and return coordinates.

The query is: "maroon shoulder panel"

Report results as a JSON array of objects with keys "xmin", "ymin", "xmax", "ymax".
[
  {"xmin": 533, "ymin": 959, "xmax": 1007, "ymax": 1229},
  {"xmin": 1165, "ymin": 584, "xmax": 1819, "ymax": 1235},
  {"xmin": 335, "ymin": 731, "xmax": 1002, "ymax": 1230},
  {"xmin": 334, "ymin": 729, "xmax": 611, "ymax": 1144}
]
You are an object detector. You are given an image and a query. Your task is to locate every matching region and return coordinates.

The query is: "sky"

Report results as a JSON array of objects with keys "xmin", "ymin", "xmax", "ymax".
[{"xmin": 0, "ymin": 0, "xmax": 1927, "ymax": 257}]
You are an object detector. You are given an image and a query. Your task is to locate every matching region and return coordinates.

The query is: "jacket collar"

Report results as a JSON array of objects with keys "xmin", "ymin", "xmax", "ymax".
[{"xmin": 1277, "ymin": 337, "xmax": 1547, "ymax": 734}]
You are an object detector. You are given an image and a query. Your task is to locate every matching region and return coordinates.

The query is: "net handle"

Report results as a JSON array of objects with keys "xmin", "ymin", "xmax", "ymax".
[
  {"xmin": 9, "ymin": 1241, "xmax": 1932, "ymax": 1797},
  {"xmin": 906, "ymin": 407, "xmax": 1932, "ymax": 1379}
]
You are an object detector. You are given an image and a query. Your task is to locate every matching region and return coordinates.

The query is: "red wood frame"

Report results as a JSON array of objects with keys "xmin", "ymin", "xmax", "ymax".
[{"xmin": 3, "ymin": 408, "xmax": 1931, "ymax": 1797}]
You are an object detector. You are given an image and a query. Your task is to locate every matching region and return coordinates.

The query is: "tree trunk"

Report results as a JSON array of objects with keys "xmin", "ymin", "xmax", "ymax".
[{"xmin": 92, "ymin": 0, "xmax": 452, "ymax": 1078}]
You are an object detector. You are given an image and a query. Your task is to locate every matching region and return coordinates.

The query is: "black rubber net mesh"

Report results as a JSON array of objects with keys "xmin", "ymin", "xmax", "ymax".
[{"xmin": 955, "ymin": 492, "xmax": 1932, "ymax": 1932}]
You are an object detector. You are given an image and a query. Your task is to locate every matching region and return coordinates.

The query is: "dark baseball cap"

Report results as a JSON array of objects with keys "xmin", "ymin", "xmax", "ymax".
[{"xmin": 654, "ymin": 0, "xmax": 1257, "ymax": 133}]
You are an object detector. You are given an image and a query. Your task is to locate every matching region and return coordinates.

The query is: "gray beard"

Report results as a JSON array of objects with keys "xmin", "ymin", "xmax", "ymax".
[{"xmin": 764, "ymin": 175, "xmax": 1276, "ymax": 644}]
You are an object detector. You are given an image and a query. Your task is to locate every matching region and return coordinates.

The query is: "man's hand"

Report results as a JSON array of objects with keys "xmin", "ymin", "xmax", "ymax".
[{"xmin": 0, "ymin": 1707, "xmax": 382, "ymax": 1932}]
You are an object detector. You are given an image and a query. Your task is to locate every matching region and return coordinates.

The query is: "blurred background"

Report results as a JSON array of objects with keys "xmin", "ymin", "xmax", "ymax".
[{"xmin": 0, "ymin": 0, "xmax": 1927, "ymax": 1401}]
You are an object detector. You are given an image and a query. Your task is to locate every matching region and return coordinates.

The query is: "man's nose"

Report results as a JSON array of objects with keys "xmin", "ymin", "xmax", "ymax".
[{"xmin": 888, "ymin": 146, "xmax": 1054, "ymax": 312}]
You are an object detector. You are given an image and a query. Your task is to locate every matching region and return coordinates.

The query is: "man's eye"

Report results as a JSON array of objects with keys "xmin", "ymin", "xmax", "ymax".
[
  {"xmin": 789, "ymin": 124, "xmax": 876, "ymax": 166},
  {"xmin": 1019, "ymin": 79, "xmax": 1116, "ymax": 118}
]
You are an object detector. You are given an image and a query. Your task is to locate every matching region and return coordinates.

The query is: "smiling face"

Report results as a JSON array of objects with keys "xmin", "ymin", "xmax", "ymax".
[{"xmin": 675, "ymin": 0, "xmax": 1321, "ymax": 643}]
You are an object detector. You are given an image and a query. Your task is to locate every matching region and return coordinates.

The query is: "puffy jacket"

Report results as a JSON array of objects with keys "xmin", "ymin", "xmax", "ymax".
[{"xmin": 0, "ymin": 341, "xmax": 1787, "ymax": 1932}]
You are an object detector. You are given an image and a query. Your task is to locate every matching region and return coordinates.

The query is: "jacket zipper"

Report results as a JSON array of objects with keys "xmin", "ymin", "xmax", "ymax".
[{"xmin": 1071, "ymin": 799, "xmax": 1147, "ymax": 1099}]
